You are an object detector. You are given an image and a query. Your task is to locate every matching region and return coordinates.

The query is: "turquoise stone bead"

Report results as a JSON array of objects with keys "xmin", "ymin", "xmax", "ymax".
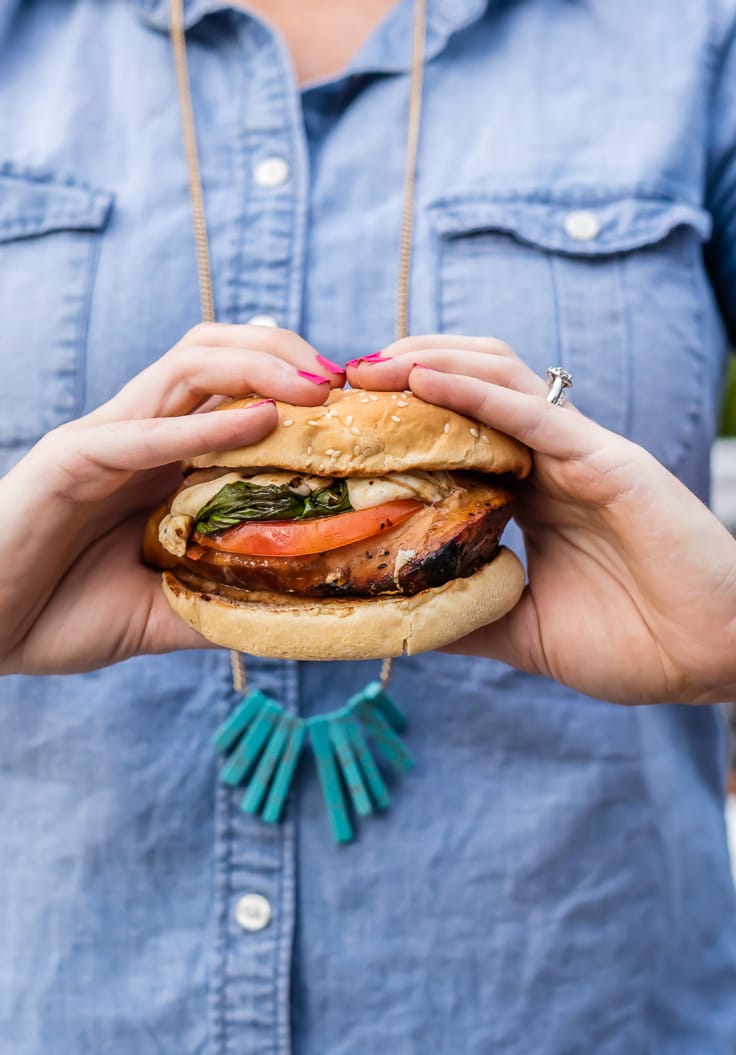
[
  {"xmin": 345, "ymin": 720, "xmax": 391, "ymax": 810},
  {"xmin": 261, "ymin": 720, "xmax": 306, "ymax": 824},
  {"xmin": 211, "ymin": 690, "xmax": 270, "ymax": 753},
  {"xmin": 360, "ymin": 705, "xmax": 414, "ymax": 773},
  {"xmin": 240, "ymin": 715, "xmax": 292, "ymax": 815},
  {"xmin": 360, "ymin": 681, "xmax": 407, "ymax": 733},
  {"xmin": 329, "ymin": 720, "xmax": 373, "ymax": 818},
  {"xmin": 220, "ymin": 698, "xmax": 281, "ymax": 786},
  {"xmin": 309, "ymin": 717, "xmax": 353, "ymax": 844}
]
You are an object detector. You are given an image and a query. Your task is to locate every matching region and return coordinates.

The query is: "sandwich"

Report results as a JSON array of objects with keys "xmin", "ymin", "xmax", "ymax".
[{"xmin": 142, "ymin": 388, "xmax": 531, "ymax": 660}]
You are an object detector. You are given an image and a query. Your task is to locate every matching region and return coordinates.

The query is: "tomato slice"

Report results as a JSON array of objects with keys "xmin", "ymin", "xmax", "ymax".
[{"xmin": 192, "ymin": 500, "xmax": 424, "ymax": 557}]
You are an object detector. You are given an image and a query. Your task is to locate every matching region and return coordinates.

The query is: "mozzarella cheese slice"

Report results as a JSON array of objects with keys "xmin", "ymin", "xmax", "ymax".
[{"xmin": 346, "ymin": 471, "xmax": 453, "ymax": 509}]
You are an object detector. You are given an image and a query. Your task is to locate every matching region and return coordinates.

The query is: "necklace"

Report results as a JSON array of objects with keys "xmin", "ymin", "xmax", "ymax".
[{"xmin": 169, "ymin": 0, "xmax": 427, "ymax": 841}]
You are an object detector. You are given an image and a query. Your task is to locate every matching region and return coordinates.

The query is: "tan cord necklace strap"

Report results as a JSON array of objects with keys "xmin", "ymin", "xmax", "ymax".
[
  {"xmin": 396, "ymin": 0, "xmax": 427, "ymax": 343},
  {"xmin": 169, "ymin": 0, "xmax": 428, "ymax": 694},
  {"xmin": 170, "ymin": 0, "xmax": 216, "ymax": 325}
]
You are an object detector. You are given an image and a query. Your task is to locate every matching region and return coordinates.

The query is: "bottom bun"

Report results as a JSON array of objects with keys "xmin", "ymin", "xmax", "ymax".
[{"xmin": 161, "ymin": 547, "xmax": 525, "ymax": 661}]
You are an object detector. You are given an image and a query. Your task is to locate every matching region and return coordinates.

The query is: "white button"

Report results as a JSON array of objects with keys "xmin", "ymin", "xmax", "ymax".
[
  {"xmin": 564, "ymin": 210, "xmax": 601, "ymax": 242},
  {"xmin": 565, "ymin": 206, "xmax": 598, "ymax": 240},
  {"xmin": 247, "ymin": 314, "xmax": 279, "ymax": 328},
  {"xmin": 254, "ymin": 156, "xmax": 290, "ymax": 189},
  {"xmin": 234, "ymin": 893, "xmax": 272, "ymax": 932}
]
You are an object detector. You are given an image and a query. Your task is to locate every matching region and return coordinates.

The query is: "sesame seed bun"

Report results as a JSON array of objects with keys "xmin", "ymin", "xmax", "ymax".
[
  {"xmin": 161, "ymin": 546, "xmax": 525, "ymax": 661},
  {"xmin": 189, "ymin": 389, "xmax": 531, "ymax": 479}
]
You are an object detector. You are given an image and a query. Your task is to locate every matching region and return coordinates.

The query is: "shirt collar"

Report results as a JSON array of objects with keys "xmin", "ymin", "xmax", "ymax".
[{"xmin": 131, "ymin": 0, "xmax": 491, "ymax": 70}]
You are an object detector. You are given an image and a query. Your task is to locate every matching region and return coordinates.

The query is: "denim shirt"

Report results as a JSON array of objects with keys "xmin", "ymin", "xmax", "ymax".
[{"xmin": 2, "ymin": 1, "xmax": 736, "ymax": 1052}]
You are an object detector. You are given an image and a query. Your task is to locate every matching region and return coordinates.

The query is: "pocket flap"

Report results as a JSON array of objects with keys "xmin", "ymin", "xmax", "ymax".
[
  {"xmin": 428, "ymin": 194, "xmax": 712, "ymax": 255},
  {"xmin": 0, "ymin": 167, "xmax": 113, "ymax": 243}
]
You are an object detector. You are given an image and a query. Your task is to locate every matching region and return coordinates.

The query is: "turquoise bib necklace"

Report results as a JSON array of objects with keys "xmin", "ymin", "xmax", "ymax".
[
  {"xmin": 170, "ymin": 0, "xmax": 427, "ymax": 841},
  {"xmin": 211, "ymin": 672, "xmax": 413, "ymax": 843}
]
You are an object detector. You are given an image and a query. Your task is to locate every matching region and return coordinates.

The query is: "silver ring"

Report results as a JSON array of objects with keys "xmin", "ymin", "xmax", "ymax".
[{"xmin": 546, "ymin": 366, "xmax": 573, "ymax": 406}]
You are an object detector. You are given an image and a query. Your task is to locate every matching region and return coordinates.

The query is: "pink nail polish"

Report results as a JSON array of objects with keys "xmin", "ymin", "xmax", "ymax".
[
  {"xmin": 345, "ymin": 353, "xmax": 392, "ymax": 368},
  {"xmin": 246, "ymin": 399, "xmax": 277, "ymax": 409},
  {"xmin": 315, "ymin": 354, "xmax": 346, "ymax": 376},
  {"xmin": 297, "ymin": 369, "xmax": 330, "ymax": 386}
]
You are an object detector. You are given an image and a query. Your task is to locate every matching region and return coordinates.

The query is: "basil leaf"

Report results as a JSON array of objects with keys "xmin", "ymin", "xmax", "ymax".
[
  {"xmin": 299, "ymin": 479, "xmax": 352, "ymax": 519},
  {"xmin": 193, "ymin": 478, "xmax": 353, "ymax": 536},
  {"xmin": 194, "ymin": 482, "xmax": 303, "ymax": 536}
]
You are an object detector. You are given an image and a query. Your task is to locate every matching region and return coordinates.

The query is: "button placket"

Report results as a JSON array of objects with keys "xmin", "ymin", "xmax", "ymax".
[{"xmin": 210, "ymin": 16, "xmax": 306, "ymax": 1055}]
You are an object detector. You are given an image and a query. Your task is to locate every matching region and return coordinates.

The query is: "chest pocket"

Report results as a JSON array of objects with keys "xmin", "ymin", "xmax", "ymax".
[
  {"xmin": 0, "ymin": 167, "xmax": 112, "ymax": 448},
  {"xmin": 429, "ymin": 194, "xmax": 713, "ymax": 471}
]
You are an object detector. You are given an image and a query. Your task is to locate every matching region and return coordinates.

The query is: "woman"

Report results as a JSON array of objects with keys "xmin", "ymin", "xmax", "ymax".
[{"xmin": 2, "ymin": 0, "xmax": 736, "ymax": 1051}]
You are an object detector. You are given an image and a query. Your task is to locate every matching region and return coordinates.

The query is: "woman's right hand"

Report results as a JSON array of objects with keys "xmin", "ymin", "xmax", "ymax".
[{"xmin": 0, "ymin": 323, "xmax": 342, "ymax": 676}]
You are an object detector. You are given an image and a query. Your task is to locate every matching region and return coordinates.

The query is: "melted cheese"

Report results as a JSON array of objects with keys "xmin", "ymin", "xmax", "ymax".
[
  {"xmin": 247, "ymin": 472, "xmax": 334, "ymax": 496},
  {"xmin": 171, "ymin": 472, "xmax": 245, "ymax": 517},
  {"xmin": 347, "ymin": 471, "xmax": 454, "ymax": 510},
  {"xmin": 158, "ymin": 514, "xmax": 194, "ymax": 558}
]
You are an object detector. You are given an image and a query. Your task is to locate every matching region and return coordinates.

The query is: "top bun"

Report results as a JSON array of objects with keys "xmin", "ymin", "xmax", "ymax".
[{"xmin": 190, "ymin": 389, "xmax": 531, "ymax": 478}]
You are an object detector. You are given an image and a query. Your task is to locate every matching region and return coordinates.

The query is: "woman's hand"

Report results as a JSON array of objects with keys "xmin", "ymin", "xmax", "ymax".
[
  {"xmin": 348, "ymin": 336, "xmax": 736, "ymax": 705},
  {"xmin": 0, "ymin": 324, "xmax": 342, "ymax": 675}
]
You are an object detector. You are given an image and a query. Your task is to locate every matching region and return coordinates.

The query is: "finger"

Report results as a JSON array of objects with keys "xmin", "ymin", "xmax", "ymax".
[
  {"xmin": 379, "ymin": 334, "xmax": 517, "ymax": 359},
  {"xmin": 442, "ymin": 591, "xmax": 543, "ymax": 676},
  {"xmin": 348, "ymin": 347, "xmax": 545, "ymax": 398},
  {"xmin": 407, "ymin": 367, "xmax": 599, "ymax": 459},
  {"xmin": 56, "ymin": 401, "xmax": 280, "ymax": 483},
  {"xmin": 180, "ymin": 322, "xmax": 346, "ymax": 383},
  {"xmin": 89, "ymin": 346, "xmax": 335, "ymax": 424}
]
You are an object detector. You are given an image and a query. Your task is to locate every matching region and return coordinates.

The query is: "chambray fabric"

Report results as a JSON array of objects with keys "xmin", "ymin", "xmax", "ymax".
[{"xmin": 1, "ymin": 0, "xmax": 736, "ymax": 1051}]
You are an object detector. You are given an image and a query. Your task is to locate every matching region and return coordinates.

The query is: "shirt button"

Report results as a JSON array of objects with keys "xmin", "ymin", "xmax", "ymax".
[
  {"xmin": 254, "ymin": 156, "xmax": 290, "ymax": 189},
  {"xmin": 564, "ymin": 209, "xmax": 601, "ymax": 242},
  {"xmin": 234, "ymin": 893, "xmax": 272, "ymax": 932},
  {"xmin": 247, "ymin": 313, "xmax": 279, "ymax": 328}
]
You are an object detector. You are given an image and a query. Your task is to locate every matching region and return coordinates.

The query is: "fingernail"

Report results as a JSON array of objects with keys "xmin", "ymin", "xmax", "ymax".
[
  {"xmin": 345, "ymin": 353, "xmax": 392, "ymax": 367},
  {"xmin": 411, "ymin": 362, "xmax": 436, "ymax": 371},
  {"xmin": 246, "ymin": 399, "xmax": 277, "ymax": 409},
  {"xmin": 297, "ymin": 369, "xmax": 330, "ymax": 386},
  {"xmin": 315, "ymin": 354, "xmax": 346, "ymax": 376}
]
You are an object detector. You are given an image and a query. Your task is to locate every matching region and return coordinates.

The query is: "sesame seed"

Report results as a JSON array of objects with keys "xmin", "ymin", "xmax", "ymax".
[
  {"xmin": 391, "ymin": 415, "xmax": 401, "ymax": 423},
  {"xmin": 307, "ymin": 445, "xmax": 313, "ymax": 455},
  {"xmin": 353, "ymin": 445, "xmax": 361, "ymax": 455},
  {"xmin": 369, "ymin": 394, "xmax": 378, "ymax": 401},
  {"xmin": 350, "ymin": 426, "xmax": 361, "ymax": 436},
  {"xmin": 390, "ymin": 393, "xmax": 398, "ymax": 400},
  {"xmin": 282, "ymin": 418, "xmax": 294, "ymax": 427},
  {"xmin": 403, "ymin": 390, "xmax": 411, "ymax": 396},
  {"xmin": 307, "ymin": 419, "xmax": 319, "ymax": 426},
  {"xmin": 331, "ymin": 450, "xmax": 342, "ymax": 458},
  {"xmin": 304, "ymin": 459, "xmax": 313, "ymax": 467},
  {"xmin": 443, "ymin": 423, "xmax": 451, "ymax": 434},
  {"xmin": 359, "ymin": 397, "xmax": 370, "ymax": 403},
  {"xmin": 481, "ymin": 435, "xmax": 490, "ymax": 444},
  {"xmin": 470, "ymin": 427, "xmax": 479, "ymax": 438},
  {"xmin": 396, "ymin": 400, "xmax": 409, "ymax": 407},
  {"xmin": 345, "ymin": 415, "xmax": 353, "ymax": 426}
]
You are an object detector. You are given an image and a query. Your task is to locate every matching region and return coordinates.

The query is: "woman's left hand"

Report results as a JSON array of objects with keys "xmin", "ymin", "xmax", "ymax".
[{"xmin": 347, "ymin": 335, "xmax": 736, "ymax": 706}]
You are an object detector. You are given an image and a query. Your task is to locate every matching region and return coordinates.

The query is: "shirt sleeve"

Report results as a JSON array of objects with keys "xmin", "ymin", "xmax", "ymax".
[{"xmin": 706, "ymin": 5, "xmax": 736, "ymax": 341}]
